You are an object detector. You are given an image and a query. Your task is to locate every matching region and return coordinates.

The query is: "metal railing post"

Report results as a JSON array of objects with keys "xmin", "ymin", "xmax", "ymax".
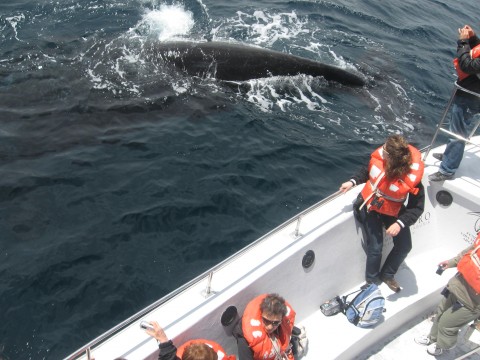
[
  {"xmin": 423, "ymin": 84, "xmax": 458, "ymax": 161},
  {"xmin": 294, "ymin": 216, "xmax": 303, "ymax": 238},
  {"xmin": 203, "ymin": 272, "xmax": 214, "ymax": 298}
]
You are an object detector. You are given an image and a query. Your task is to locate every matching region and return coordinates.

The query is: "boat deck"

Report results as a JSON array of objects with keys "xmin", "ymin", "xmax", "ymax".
[
  {"xmin": 297, "ymin": 251, "xmax": 480, "ymax": 360},
  {"xmin": 66, "ymin": 138, "xmax": 480, "ymax": 360},
  {"xmin": 297, "ymin": 140, "xmax": 480, "ymax": 360}
]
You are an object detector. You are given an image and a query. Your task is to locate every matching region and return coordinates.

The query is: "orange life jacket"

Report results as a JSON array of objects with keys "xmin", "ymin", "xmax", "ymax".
[
  {"xmin": 453, "ymin": 43, "xmax": 480, "ymax": 81},
  {"xmin": 457, "ymin": 232, "xmax": 480, "ymax": 294},
  {"xmin": 176, "ymin": 339, "xmax": 236, "ymax": 360},
  {"xmin": 241, "ymin": 294, "xmax": 296, "ymax": 360},
  {"xmin": 360, "ymin": 145, "xmax": 424, "ymax": 217}
]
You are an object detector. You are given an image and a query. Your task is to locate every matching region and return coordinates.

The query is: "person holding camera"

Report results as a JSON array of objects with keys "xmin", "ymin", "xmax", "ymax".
[
  {"xmin": 339, "ymin": 135, "xmax": 425, "ymax": 292},
  {"xmin": 144, "ymin": 320, "xmax": 235, "ymax": 360},
  {"xmin": 415, "ymin": 231, "xmax": 480, "ymax": 356},
  {"xmin": 429, "ymin": 24, "xmax": 480, "ymax": 182}
]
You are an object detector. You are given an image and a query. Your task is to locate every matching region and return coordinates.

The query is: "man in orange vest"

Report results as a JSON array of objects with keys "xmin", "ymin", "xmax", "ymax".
[
  {"xmin": 233, "ymin": 293, "xmax": 296, "ymax": 360},
  {"xmin": 414, "ymin": 232, "xmax": 480, "ymax": 356},
  {"xmin": 429, "ymin": 24, "xmax": 480, "ymax": 182},
  {"xmin": 340, "ymin": 135, "xmax": 425, "ymax": 292},
  {"xmin": 144, "ymin": 320, "xmax": 235, "ymax": 360}
]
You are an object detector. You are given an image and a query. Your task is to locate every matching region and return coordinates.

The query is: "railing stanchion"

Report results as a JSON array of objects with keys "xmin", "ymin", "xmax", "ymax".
[
  {"xmin": 294, "ymin": 216, "xmax": 303, "ymax": 238},
  {"xmin": 203, "ymin": 272, "xmax": 214, "ymax": 298},
  {"xmin": 423, "ymin": 84, "xmax": 458, "ymax": 161}
]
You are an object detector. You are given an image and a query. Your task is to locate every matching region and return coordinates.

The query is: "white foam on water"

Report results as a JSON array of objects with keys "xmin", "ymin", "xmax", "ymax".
[
  {"xmin": 215, "ymin": 10, "xmax": 308, "ymax": 47},
  {"xmin": 5, "ymin": 14, "xmax": 25, "ymax": 41},
  {"xmin": 134, "ymin": 5, "xmax": 195, "ymax": 41},
  {"xmin": 243, "ymin": 75, "xmax": 330, "ymax": 112}
]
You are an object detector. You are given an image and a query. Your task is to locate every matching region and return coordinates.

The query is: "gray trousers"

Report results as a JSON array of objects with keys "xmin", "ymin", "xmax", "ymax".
[{"xmin": 429, "ymin": 291, "xmax": 480, "ymax": 349}]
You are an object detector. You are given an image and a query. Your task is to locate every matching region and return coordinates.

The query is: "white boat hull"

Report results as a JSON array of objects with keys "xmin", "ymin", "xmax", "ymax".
[{"xmin": 66, "ymin": 137, "xmax": 480, "ymax": 360}]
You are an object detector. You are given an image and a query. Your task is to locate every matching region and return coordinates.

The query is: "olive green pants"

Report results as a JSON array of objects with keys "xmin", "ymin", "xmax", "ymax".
[{"xmin": 429, "ymin": 291, "xmax": 480, "ymax": 349}]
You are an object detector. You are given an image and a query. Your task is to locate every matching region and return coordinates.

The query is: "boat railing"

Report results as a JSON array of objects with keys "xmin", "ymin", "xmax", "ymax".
[
  {"xmin": 423, "ymin": 82, "xmax": 480, "ymax": 161},
  {"xmin": 65, "ymin": 189, "xmax": 347, "ymax": 360}
]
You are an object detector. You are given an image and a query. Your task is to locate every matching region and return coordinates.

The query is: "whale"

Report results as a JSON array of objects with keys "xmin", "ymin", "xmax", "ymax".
[{"xmin": 148, "ymin": 41, "xmax": 365, "ymax": 86}]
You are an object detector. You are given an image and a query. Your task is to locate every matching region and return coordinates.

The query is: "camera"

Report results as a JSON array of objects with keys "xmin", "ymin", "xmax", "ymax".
[
  {"xmin": 320, "ymin": 296, "xmax": 343, "ymax": 316},
  {"xmin": 436, "ymin": 265, "xmax": 445, "ymax": 275},
  {"xmin": 140, "ymin": 321, "xmax": 154, "ymax": 331}
]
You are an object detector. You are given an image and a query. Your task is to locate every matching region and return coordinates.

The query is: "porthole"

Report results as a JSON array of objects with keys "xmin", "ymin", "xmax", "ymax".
[
  {"xmin": 302, "ymin": 250, "xmax": 315, "ymax": 269},
  {"xmin": 221, "ymin": 305, "xmax": 238, "ymax": 327},
  {"xmin": 436, "ymin": 190, "xmax": 453, "ymax": 207}
]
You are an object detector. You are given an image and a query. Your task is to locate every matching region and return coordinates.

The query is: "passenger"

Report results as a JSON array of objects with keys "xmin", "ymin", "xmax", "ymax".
[
  {"xmin": 414, "ymin": 231, "xmax": 480, "ymax": 356},
  {"xmin": 339, "ymin": 135, "xmax": 425, "ymax": 292},
  {"xmin": 144, "ymin": 321, "xmax": 235, "ymax": 360},
  {"xmin": 429, "ymin": 24, "xmax": 480, "ymax": 181},
  {"xmin": 233, "ymin": 293, "xmax": 296, "ymax": 360}
]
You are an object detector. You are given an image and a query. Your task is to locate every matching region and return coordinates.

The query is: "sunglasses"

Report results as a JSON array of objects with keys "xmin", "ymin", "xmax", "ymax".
[{"xmin": 262, "ymin": 316, "xmax": 282, "ymax": 327}]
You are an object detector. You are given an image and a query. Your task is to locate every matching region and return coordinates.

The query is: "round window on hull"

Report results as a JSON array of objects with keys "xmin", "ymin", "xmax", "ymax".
[
  {"xmin": 302, "ymin": 250, "xmax": 315, "ymax": 269},
  {"xmin": 436, "ymin": 190, "xmax": 453, "ymax": 207}
]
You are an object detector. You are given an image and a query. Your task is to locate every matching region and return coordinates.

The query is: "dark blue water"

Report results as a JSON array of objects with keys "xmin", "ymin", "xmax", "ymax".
[{"xmin": 0, "ymin": 0, "xmax": 477, "ymax": 358}]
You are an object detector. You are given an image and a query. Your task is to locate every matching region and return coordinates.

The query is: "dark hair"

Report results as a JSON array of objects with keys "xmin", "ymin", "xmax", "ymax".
[
  {"xmin": 260, "ymin": 293, "xmax": 287, "ymax": 317},
  {"xmin": 384, "ymin": 135, "xmax": 412, "ymax": 180},
  {"xmin": 182, "ymin": 343, "xmax": 218, "ymax": 360}
]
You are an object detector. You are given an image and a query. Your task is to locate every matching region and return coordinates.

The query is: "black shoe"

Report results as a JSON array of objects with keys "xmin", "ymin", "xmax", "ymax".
[
  {"xmin": 428, "ymin": 171, "xmax": 453, "ymax": 182},
  {"xmin": 432, "ymin": 153, "xmax": 443, "ymax": 161}
]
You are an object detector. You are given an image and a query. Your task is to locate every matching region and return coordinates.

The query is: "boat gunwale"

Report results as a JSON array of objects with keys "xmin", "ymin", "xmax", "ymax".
[{"xmin": 64, "ymin": 189, "xmax": 347, "ymax": 359}]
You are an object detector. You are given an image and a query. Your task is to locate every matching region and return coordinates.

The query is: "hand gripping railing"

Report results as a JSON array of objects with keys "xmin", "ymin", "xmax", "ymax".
[{"xmin": 423, "ymin": 82, "xmax": 480, "ymax": 161}]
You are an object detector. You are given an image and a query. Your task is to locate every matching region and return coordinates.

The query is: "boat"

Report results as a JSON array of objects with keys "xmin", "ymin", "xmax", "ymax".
[{"xmin": 64, "ymin": 84, "xmax": 480, "ymax": 360}]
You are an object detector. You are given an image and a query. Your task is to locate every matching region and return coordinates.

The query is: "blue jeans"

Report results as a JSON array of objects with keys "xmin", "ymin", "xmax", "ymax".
[
  {"xmin": 360, "ymin": 207, "xmax": 412, "ymax": 282},
  {"xmin": 440, "ymin": 96, "xmax": 480, "ymax": 176}
]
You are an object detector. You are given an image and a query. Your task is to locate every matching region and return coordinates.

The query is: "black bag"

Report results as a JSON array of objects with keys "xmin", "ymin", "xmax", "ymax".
[{"xmin": 290, "ymin": 325, "xmax": 308, "ymax": 359}]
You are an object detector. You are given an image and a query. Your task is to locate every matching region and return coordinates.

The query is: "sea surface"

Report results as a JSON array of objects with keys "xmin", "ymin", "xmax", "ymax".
[{"xmin": 0, "ymin": 0, "xmax": 477, "ymax": 358}]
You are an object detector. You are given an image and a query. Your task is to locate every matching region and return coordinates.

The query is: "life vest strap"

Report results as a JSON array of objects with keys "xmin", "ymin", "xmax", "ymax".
[{"xmin": 359, "ymin": 172, "xmax": 385, "ymax": 211}]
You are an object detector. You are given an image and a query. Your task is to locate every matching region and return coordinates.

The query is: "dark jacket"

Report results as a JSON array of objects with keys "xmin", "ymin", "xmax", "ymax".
[
  {"xmin": 457, "ymin": 34, "xmax": 480, "ymax": 96},
  {"xmin": 352, "ymin": 165, "xmax": 425, "ymax": 227},
  {"xmin": 232, "ymin": 320, "xmax": 255, "ymax": 360},
  {"xmin": 158, "ymin": 340, "xmax": 180, "ymax": 360}
]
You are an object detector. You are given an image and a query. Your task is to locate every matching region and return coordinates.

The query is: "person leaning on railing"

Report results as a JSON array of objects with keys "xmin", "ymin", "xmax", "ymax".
[
  {"xmin": 414, "ymin": 231, "xmax": 480, "ymax": 356},
  {"xmin": 429, "ymin": 24, "xmax": 480, "ymax": 182},
  {"xmin": 339, "ymin": 135, "xmax": 425, "ymax": 293}
]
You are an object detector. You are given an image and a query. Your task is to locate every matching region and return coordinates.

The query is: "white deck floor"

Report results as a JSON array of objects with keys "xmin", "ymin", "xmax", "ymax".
[
  {"xmin": 67, "ymin": 138, "xmax": 480, "ymax": 360},
  {"xmin": 295, "ymin": 140, "xmax": 480, "ymax": 360}
]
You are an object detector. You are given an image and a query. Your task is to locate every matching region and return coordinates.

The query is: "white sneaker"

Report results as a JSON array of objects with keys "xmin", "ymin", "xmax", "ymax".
[
  {"xmin": 414, "ymin": 335, "xmax": 432, "ymax": 346},
  {"xmin": 427, "ymin": 343, "xmax": 443, "ymax": 356}
]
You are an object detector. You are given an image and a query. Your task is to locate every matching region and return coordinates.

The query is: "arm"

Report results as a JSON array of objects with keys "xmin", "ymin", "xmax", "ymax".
[
  {"xmin": 339, "ymin": 166, "xmax": 369, "ymax": 193},
  {"xmin": 444, "ymin": 244, "xmax": 475, "ymax": 268},
  {"xmin": 457, "ymin": 26, "xmax": 480, "ymax": 74},
  {"xmin": 157, "ymin": 341, "xmax": 179, "ymax": 360},
  {"xmin": 144, "ymin": 321, "xmax": 179, "ymax": 360},
  {"xmin": 232, "ymin": 320, "xmax": 254, "ymax": 360},
  {"xmin": 236, "ymin": 337, "xmax": 255, "ymax": 360},
  {"xmin": 396, "ymin": 181, "xmax": 425, "ymax": 228}
]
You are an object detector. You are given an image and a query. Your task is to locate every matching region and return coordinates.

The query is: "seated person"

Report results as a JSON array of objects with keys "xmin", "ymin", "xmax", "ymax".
[
  {"xmin": 414, "ymin": 231, "xmax": 480, "ymax": 356},
  {"xmin": 145, "ymin": 320, "xmax": 235, "ymax": 360},
  {"xmin": 233, "ymin": 293, "xmax": 296, "ymax": 360}
]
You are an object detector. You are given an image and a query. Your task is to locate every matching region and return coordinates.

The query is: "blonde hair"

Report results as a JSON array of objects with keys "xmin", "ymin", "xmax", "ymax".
[{"xmin": 384, "ymin": 135, "xmax": 412, "ymax": 180}]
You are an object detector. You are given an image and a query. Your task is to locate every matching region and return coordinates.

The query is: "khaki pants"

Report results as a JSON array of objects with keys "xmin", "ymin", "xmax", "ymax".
[{"xmin": 429, "ymin": 291, "xmax": 480, "ymax": 349}]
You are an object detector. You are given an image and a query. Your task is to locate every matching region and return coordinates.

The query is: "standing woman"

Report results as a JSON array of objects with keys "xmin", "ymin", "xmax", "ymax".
[{"xmin": 339, "ymin": 135, "xmax": 425, "ymax": 292}]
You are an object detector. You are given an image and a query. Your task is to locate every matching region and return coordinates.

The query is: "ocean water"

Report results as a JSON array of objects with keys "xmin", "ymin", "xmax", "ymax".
[{"xmin": 0, "ymin": 0, "xmax": 477, "ymax": 358}]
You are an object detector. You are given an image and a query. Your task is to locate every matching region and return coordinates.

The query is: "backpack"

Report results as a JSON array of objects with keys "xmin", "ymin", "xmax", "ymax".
[
  {"xmin": 342, "ymin": 284, "xmax": 385, "ymax": 328},
  {"xmin": 290, "ymin": 325, "xmax": 308, "ymax": 359}
]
